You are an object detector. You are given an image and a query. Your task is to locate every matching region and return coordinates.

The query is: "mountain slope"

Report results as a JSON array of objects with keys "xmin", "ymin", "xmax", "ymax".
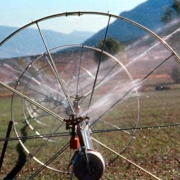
[
  {"xmin": 0, "ymin": 26, "xmax": 94, "ymax": 58},
  {"xmin": 85, "ymin": 0, "xmax": 172, "ymax": 45}
]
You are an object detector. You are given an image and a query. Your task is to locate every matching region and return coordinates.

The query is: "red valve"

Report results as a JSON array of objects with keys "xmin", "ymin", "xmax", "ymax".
[
  {"xmin": 64, "ymin": 114, "xmax": 89, "ymax": 149},
  {"xmin": 70, "ymin": 136, "xmax": 80, "ymax": 149}
]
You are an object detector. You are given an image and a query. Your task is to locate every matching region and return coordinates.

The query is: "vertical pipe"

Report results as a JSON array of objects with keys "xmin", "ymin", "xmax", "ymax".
[
  {"xmin": 0, "ymin": 121, "xmax": 13, "ymax": 171},
  {"xmin": 80, "ymin": 125, "xmax": 93, "ymax": 150}
]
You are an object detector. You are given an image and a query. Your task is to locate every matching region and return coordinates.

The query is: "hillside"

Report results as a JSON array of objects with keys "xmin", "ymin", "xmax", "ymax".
[
  {"xmin": 85, "ymin": 0, "xmax": 172, "ymax": 46},
  {"xmin": 0, "ymin": 26, "xmax": 94, "ymax": 58}
]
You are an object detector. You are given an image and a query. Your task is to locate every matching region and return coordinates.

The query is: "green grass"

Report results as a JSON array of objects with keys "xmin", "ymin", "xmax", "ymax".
[{"xmin": 0, "ymin": 86, "xmax": 180, "ymax": 179}]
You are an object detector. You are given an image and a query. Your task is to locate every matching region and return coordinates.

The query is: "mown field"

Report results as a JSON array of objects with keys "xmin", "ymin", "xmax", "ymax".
[{"xmin": 0, "ymin": 83, "xmax": 180, "ymax": 180}]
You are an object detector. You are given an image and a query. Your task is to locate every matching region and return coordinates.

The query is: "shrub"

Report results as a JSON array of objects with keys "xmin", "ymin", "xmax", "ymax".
[{"xmin": 94, "ymin": 37, "xmax": 124, "ymax": 63}]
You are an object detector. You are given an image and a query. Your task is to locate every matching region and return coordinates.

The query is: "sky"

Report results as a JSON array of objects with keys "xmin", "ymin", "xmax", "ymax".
[{"xmin": 0, "ymin": 0, "xmax": 147, "ymax": 34}]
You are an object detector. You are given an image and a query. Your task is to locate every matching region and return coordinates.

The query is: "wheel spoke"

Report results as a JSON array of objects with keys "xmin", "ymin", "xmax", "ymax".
[
  {"xmin": 92, "ymin": 137, "xmax": 161, "ymax": 180},
  {"xmin": 0, "ymin": 80, "xmax": 64, "ymax": 121},
  {"xmin": 36, "ymin": 22, "xmax": 74, "ymax": 114},
  {"xmin": 28, "ymin": 142, "xmax": 70, "ymax": 179},
  {"xmin": 88, "ymin": 15, "xmax": 111, "ymax": 108}
]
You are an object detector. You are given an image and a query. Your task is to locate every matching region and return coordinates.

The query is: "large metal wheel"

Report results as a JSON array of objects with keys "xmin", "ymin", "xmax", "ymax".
[{"xmin": 0, "ymin": 12, "xmax": 180, "ymax": 179}]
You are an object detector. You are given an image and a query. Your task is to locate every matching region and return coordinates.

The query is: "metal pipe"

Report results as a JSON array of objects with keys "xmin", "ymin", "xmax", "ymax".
[
  {"xmin": 80, "ymin": 124, "xmax": 93, "ymax": 150},
  {"xmin": 0, "ymin": 121, "xmax": 13, "ymax": 171}
]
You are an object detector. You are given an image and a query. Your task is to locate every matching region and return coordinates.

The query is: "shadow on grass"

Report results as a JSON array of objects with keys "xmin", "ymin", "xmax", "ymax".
[{"xmin": 4, "ymin": 123, "xmax": 27, "ymax": 180}]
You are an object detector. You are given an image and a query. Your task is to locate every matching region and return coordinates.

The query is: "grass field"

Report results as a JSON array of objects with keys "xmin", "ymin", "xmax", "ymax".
[{"xmin": 0, "ymin": 82, "xmax": 180, "ymax": 180}]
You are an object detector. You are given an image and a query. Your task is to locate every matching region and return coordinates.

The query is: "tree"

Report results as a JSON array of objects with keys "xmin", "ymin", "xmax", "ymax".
[
  {"xmin": 161, "ymin": 6, "xmax": 173, "ymax": 23},
  {"xmin": 161, "ymin": 0, "xmax": 180, "ymax": 24},
  {"xmin": 172, "ymin": 0, "xmax": 180, "ymax": 16},
  {"xmin": 94, "ymin": 37, "xmax": 124, "ymax": 63}
]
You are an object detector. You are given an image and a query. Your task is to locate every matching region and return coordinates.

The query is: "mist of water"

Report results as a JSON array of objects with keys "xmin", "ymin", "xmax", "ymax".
[{"xmin": 1, "ymin": 19, "xmax": 180, "ymax": 133}]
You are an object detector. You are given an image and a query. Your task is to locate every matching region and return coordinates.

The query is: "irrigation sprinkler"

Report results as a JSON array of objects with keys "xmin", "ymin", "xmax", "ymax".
[{"xmin": 0, "ymin": 11, "xmax": 180, "ymax": 179}]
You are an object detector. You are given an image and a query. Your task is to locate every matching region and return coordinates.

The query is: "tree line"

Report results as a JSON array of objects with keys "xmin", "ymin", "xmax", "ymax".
[{"xmin": 161, "ymin": 0, "xmax": 180, "ymax": 23}]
